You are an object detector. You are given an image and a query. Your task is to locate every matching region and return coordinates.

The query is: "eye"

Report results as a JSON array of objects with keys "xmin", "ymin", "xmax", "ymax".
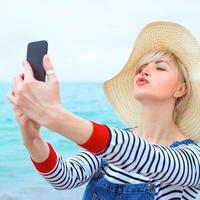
[
  {"xmin": 156, "ymin": 63, "xmax": 167, "ymax": 71},
  {"xmin": 157, "ymin": 67, "xmax": 165, "ymax": 71}
]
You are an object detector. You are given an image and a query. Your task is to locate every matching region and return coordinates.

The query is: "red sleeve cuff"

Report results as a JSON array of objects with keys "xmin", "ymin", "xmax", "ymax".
[
  {"xmin": 31, "ymin": 143, "xmax": 58, "ymax": 173},
  {"xmin": 79, "ymin": 121, "xmax": 110, "ymax": 154}
]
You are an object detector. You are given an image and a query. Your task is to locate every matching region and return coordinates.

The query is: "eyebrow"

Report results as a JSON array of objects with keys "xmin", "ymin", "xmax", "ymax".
[
  {"xmin": 136, "ymin": 59, "xmax": 170, "ymax": 73},
  {"xmin": 155, "ymin": 60, "xmax": 170, "ymax": 66}
]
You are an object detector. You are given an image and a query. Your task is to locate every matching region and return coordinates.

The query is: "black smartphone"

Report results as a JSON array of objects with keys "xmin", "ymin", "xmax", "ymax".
[{"xmin": 26, "ymin": 40, "xmax": 48, "ymax": 81}]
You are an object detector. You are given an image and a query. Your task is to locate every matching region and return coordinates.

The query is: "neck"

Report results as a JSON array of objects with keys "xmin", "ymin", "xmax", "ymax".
[{"xmin": 135, "ymin": 101, "xmax": 187, "ymax": 146}]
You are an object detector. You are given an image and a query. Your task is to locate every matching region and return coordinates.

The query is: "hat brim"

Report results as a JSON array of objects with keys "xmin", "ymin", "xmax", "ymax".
[{"xmin": 103, "ymin": 21, "xmax": 200, "ymax": 142}]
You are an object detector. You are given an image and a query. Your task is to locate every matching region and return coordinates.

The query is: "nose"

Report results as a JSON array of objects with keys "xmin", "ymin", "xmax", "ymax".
[
  {"xmin": 140, "ymin": 65, "xmax": 150, "ymax": 76},
  {"xmin": 139, "ymin": 62, "xmax": 154, "ymax": 76},
  {"xmin": 141, "ymin": 71, "xmax": 148, "ymax": 77}
]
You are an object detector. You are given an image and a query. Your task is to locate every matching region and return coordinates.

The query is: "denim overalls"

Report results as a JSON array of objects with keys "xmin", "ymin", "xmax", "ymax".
[
  {"xmin": 82, "ymin": 160, "xmax": 155, "ymax": 200},
  {"xmin": 82, "ymin": 127, "xmax": 195, "ymax": 200}
]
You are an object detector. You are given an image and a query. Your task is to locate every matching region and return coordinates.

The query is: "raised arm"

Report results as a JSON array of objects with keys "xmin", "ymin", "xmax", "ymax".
[{"xmin": 79, "ymin": 122, "xmax": 200, "ymax": 187}]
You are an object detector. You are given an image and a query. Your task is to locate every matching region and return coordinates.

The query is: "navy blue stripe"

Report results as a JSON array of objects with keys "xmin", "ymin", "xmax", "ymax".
[
  {"xmin": 120, "ymin": 133, "xmax": 136, "ymax": 169},
  {"xmin": 122, "ymin": 135, "xmax": 142, "ymax": 170},
  {"xmin": 112, "ymin": 130, "xmax": 131, "ymax": 165},
  {"xmin": 108, "ymin": 129, "xmax": 125, "ymax": 163}
]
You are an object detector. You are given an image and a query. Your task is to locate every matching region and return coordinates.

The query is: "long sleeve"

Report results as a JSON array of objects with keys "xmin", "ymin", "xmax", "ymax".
[
  {"xmin": 32, "ymin": 143, "xmax": 102, "ymax": 190},
  {"xmin": 80, "ymin": 121, "xmax": 200, "ymax": 187}
]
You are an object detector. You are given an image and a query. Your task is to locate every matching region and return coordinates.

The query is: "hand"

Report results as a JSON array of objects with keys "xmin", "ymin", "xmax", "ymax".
[
  {"xmin": 7, "ymin": 80, "xmax": 41, "ymax": 146},
  {"xmin": 8, "ymin": 55, "xmax": 62, "ymax": 130},
  {"xmin": 8, "ymin": 89, "xmax": 50, "ymax": 162},
  {"xmin": 8, "ymin": 55, "xmax": 93, "ymax": 145},
  {"xmin": 15, "ymin": 106, "xmax": 41, "ymax": 146}
]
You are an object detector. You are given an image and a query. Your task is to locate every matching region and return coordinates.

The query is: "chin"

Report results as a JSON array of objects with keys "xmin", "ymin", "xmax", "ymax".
[
  {"xmin": 133, "ymin": 92, "xmax": 158, "ymax": 103},
  {"xmin": 134, "ymin": 92, "xmax": 150, "ymax": 100}
]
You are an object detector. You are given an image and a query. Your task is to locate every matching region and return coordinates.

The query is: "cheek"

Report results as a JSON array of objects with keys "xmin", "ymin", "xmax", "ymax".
[{"xmin": 154, "ymin": 76, "xmax": 177, "ymax": 94}]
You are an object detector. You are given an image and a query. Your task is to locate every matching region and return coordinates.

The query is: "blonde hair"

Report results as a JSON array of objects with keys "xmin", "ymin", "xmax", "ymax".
[{"xmin": 134, "ymin": 50, "xmax": 192, "ymax": 122}]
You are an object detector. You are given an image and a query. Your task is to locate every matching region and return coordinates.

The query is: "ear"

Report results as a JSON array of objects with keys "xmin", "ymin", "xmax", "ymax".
[{"xmin": 174, "ymin": 82, "xmax": 187, "ymax": 98}]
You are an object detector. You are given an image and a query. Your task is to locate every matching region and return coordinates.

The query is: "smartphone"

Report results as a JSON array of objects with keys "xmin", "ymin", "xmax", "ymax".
[{"xmin": 26, "ymin": 40, "xmax": 48, "ymax": 81}]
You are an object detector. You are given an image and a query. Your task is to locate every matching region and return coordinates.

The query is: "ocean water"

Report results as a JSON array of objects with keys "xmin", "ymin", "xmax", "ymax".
[{"xmin": 0, "ymin": 82, "xmax": 124, "ymax": 200}]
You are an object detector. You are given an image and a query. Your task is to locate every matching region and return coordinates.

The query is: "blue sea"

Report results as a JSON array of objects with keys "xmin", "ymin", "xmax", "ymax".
[{"xmin": 0, "ymin": 82, "xmax": 124, "ymax": 200}]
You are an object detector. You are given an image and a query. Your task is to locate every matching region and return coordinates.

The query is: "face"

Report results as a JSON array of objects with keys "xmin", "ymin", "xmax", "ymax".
[{"xmin": 133, "ymin": 58, "xmax": 181, "ymax": 104}]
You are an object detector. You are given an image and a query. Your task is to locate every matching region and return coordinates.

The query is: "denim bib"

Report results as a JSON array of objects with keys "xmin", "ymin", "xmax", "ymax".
[{"xmin": 82, "ymin": 161, "xmax": 155, "ymax": 200}]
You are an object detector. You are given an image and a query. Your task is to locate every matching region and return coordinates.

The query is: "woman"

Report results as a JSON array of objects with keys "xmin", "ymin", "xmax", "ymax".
[{"xmin": 8, "ymin": 21, "xmax": 200, "ymax": 199}]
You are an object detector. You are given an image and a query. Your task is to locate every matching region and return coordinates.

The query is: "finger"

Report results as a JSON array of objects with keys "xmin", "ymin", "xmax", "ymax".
[
  {"xmin": 11, "ymin": 78, "xmax": 17, "ymax": 96},
  {"xmin": 11, "ymin": 74, "xmax": 23, "ymax": 98},
  {"xmin": 23, "ymin": 60, "xmax": 35, "ymax": 81},
  {"xmin": 13, "ymin": 106, "xmax": 24, "ymax": 118},
  {"xmin": 13, "ymin": 76, "xmax": 18, "ymax": 92},
  {"xmin": 43, "ymin": 54, "xmax": 57, "ymax": 81},
  {"xmin": 14, "ymin": 75, "xmax": 23, "ymax": 92},
  {"xmin": 19, "ymin": 73, "xmax": 25, "ymax": 80},
  {"xmin": 7, "ymin": 90, "xmax": 16, "ymax": 105}
]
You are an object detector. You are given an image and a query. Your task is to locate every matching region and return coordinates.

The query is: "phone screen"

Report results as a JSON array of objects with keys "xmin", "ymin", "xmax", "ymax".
[{"xmin": 26, "ymin": 40, "xmax": 48, "ymax": 81}]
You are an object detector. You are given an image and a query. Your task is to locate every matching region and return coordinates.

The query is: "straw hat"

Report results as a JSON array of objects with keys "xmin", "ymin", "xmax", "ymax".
[{"xmin": 103, "ymin": 21, "xmax": 200, "ymax": 142}]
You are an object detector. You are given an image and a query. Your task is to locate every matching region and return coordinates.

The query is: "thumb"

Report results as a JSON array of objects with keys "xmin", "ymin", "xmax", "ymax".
[{"xmin": 43, "ymin": 54, "xmax": 57, "ymax": 82}]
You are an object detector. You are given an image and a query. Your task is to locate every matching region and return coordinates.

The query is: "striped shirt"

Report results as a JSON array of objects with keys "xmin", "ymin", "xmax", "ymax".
[{"xmin": 32, "ymin": 121, "xmax": 200, "ymax": 199}]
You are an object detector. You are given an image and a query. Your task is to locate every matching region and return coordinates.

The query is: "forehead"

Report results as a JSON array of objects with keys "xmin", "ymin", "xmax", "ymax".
[
  {"xmin": 138, "ymin": 51, "xmax": 176, "ymax": 64},
  {"xmin": 138, "ymin": 58, "xmax": 177, "ymax": 69},
  {"xmin": 154, "ymin": 58, "xmax": 177, "ymax": 66}
]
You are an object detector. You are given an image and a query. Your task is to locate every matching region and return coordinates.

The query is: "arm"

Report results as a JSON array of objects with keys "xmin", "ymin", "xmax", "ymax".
[
  {"xmin": 79, "ymin": 122, "xmax": 200, "ymax": 187},
  {"xmin": 7, "ymin": 57, "xmax": 105, "ymax": 188},
  {"xmin": 8, "ymin": 88, "xmax": 102, "ymax": 190},
  {"xmin": 45, "ymin": 107, "xmax": 94, "ymax": 145},
  {"xmin": 46, "ymin": 109, "xmax": 110, "ymax": 153},
  {"xmin": 32, "ymin": 143, "xmax": 102, "ymax": 190}
]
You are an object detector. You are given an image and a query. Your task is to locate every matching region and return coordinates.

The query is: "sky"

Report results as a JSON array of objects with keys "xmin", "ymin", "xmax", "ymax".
[{"xmin": 0, "ymin": 0, "xmax": 200, "ymax": 82}]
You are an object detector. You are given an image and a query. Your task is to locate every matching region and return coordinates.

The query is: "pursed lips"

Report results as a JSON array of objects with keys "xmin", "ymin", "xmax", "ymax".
[{"xmin": 136, "ymin": 77, "xmax": 150, "ymax": 85}]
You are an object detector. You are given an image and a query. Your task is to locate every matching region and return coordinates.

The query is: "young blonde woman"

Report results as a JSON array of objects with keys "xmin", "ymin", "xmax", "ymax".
[{"xmin": 8, "ymin": 21, "xmax": 200, "ymax": 199}]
